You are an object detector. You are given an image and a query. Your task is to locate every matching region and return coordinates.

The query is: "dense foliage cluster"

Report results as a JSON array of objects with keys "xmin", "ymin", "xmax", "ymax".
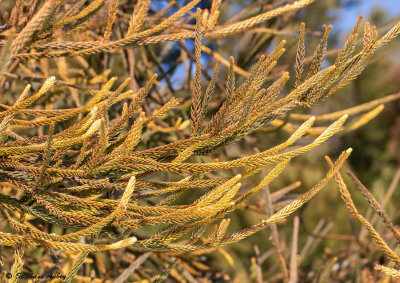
[{"xmin": 0, "ymin": 0, "xmax": 399, "ymax": 282}]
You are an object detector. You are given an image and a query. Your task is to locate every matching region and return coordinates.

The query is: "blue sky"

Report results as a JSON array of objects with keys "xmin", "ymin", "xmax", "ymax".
[
  {"xmin": 335, "ymin": 0, "xmax": 400, "ymax": 33},
  {"xmin": 356, "ymin": 0, "xmax": 400, "ymax": 16}
]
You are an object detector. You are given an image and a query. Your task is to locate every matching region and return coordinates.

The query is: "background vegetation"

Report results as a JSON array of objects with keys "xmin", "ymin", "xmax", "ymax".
[{"xmin": 0, "ymin": 0, "xmax": 399, "ymax": 282}]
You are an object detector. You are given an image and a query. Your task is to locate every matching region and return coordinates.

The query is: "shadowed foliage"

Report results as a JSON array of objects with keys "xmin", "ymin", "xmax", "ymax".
[{"xmin": 0, "ymin": 0, "xmax": 400, "ymax": 282}]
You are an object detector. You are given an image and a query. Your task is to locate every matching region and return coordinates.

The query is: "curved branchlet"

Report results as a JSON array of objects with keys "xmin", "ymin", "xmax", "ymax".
[{"xmin": 0, "ymin": 1, "xmax": 400, "ymax": 282}]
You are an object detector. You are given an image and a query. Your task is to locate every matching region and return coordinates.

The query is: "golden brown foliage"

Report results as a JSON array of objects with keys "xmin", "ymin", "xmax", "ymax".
[{"xmin": 0, "ymin": 0, "xmax": 399, "ymax": 281}]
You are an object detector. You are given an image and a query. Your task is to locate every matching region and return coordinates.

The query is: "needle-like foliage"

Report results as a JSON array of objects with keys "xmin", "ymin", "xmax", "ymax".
[{"xmin": 0, "ymin": 0, "xmax": 400, "ymax": 281}]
